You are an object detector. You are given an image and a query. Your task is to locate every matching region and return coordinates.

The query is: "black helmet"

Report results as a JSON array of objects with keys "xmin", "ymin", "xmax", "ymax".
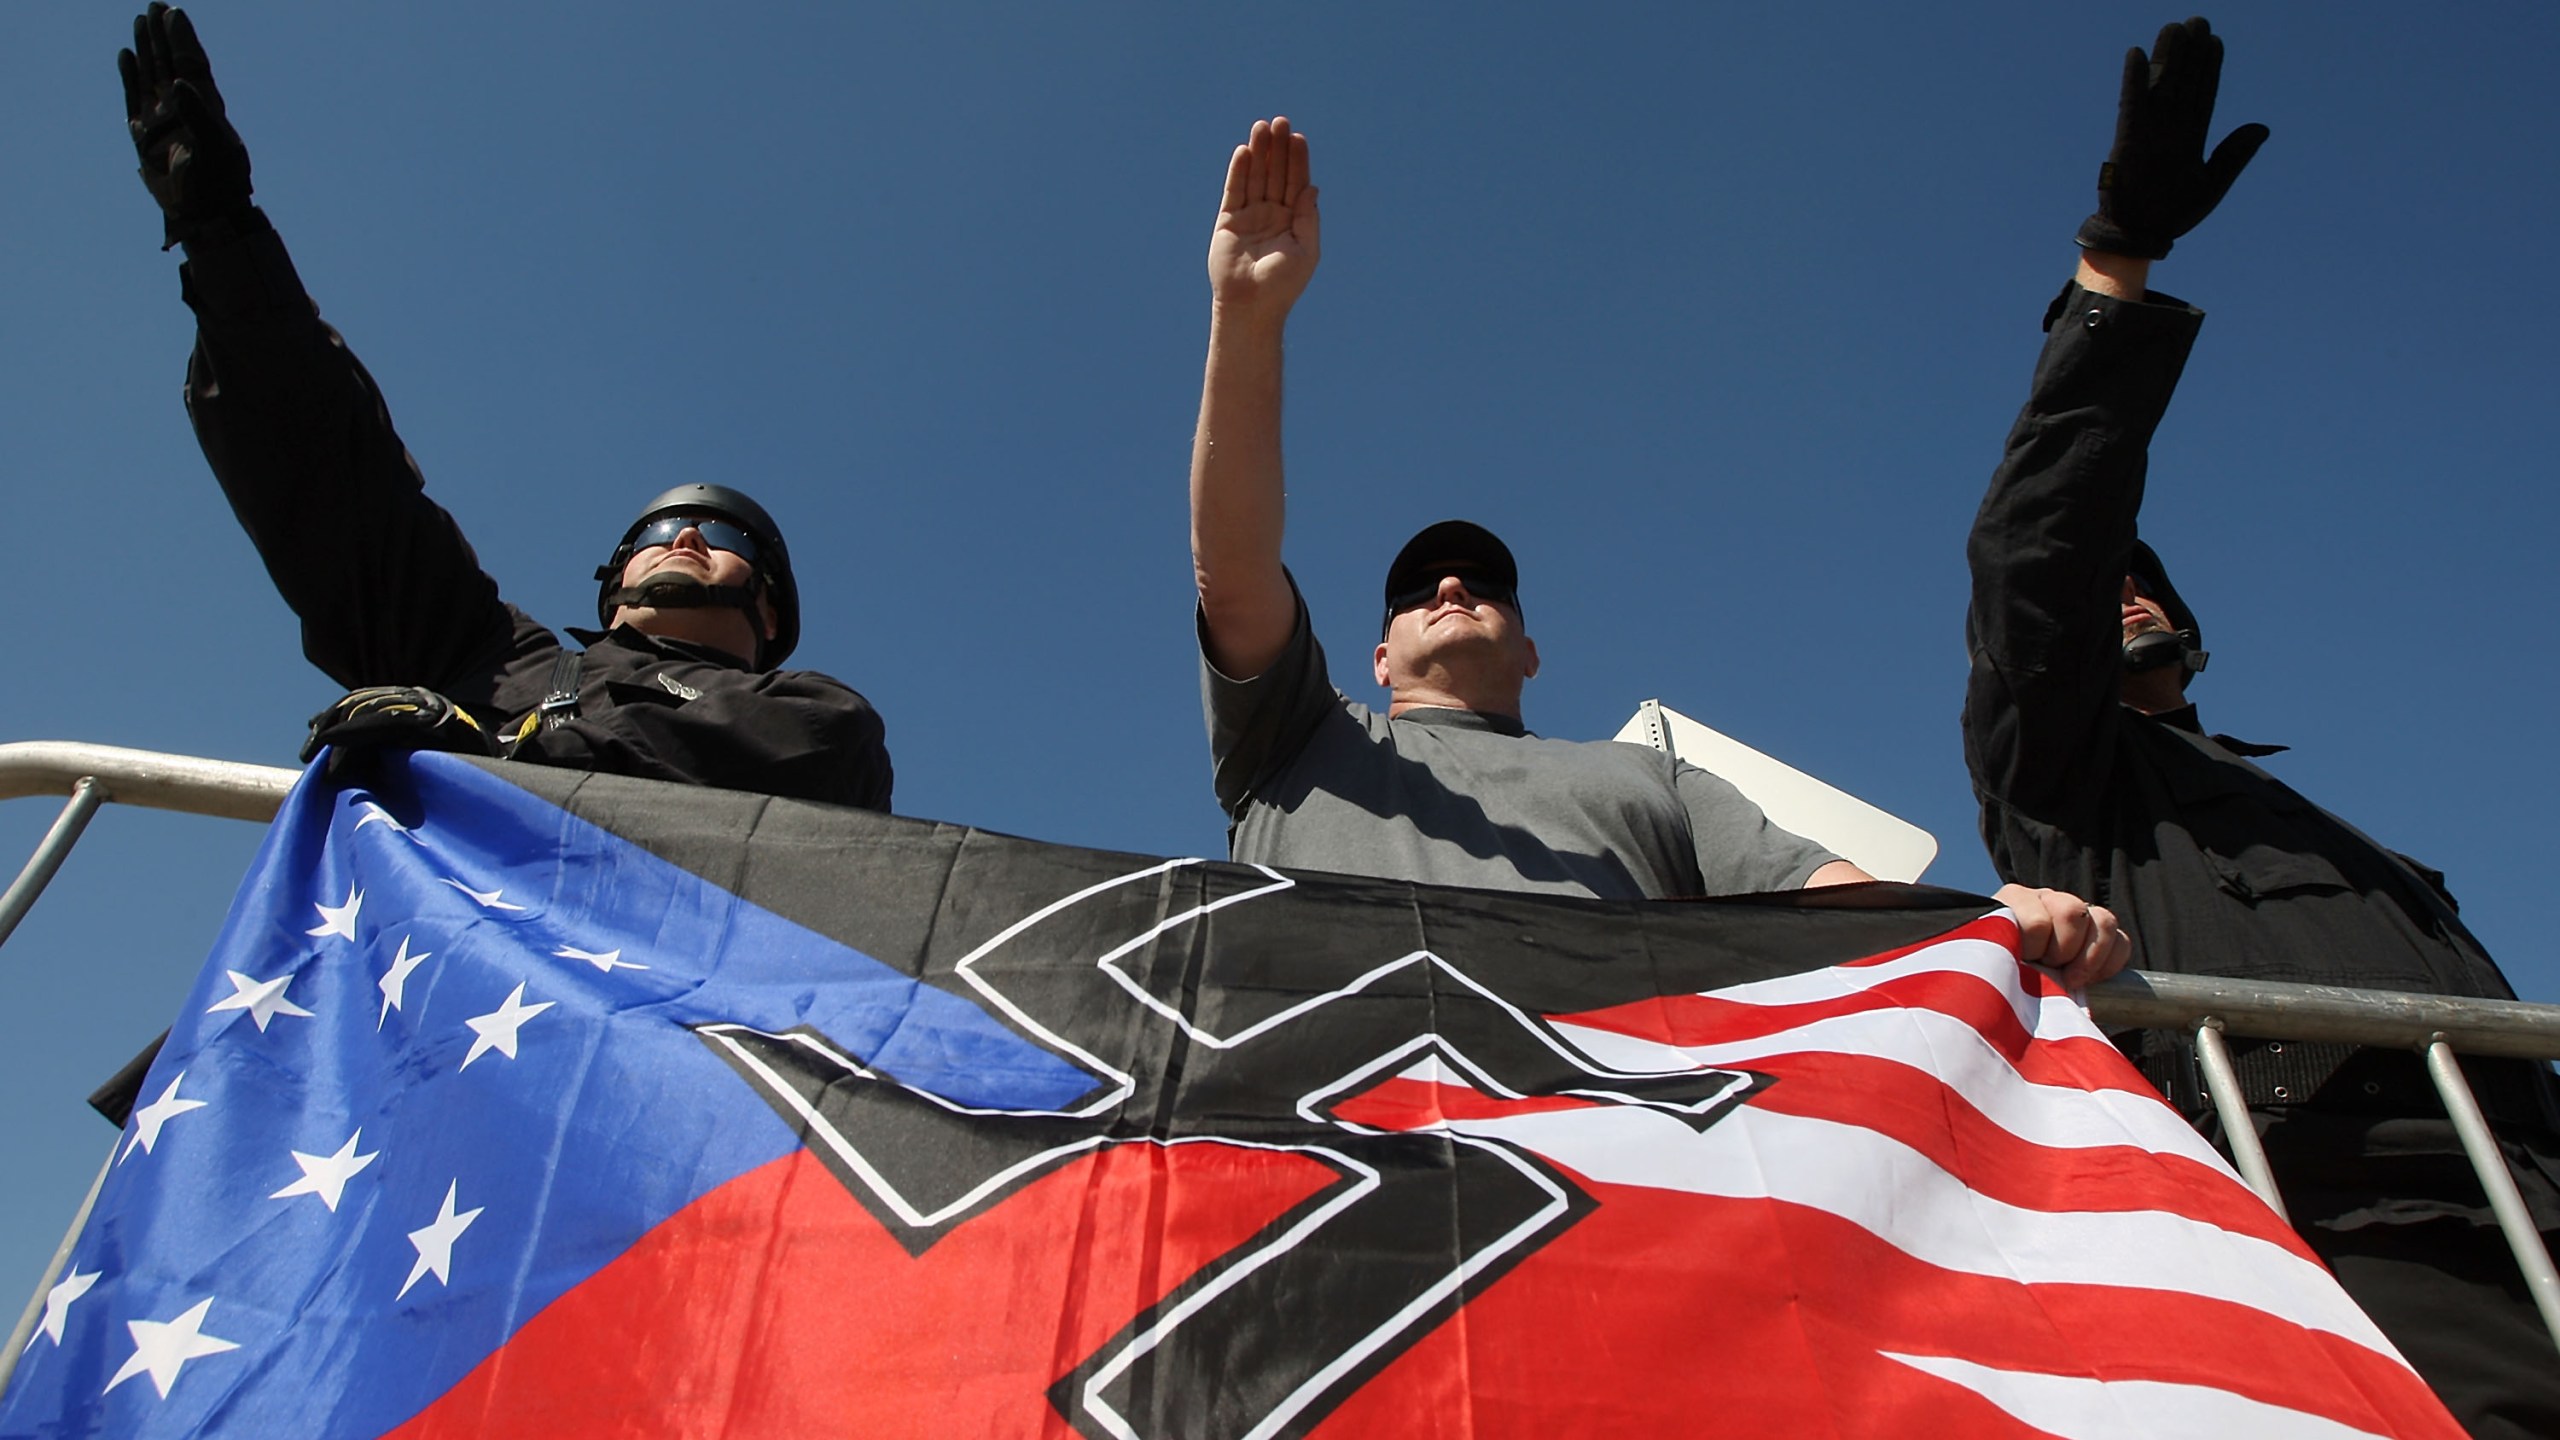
[
  {"xmin": 2123, "ymin": 538, "xmax": 2208, "ymax": 681},
  {"xmin": 594, "ymin": 484, "xmax": 800, "ymax": 669}
]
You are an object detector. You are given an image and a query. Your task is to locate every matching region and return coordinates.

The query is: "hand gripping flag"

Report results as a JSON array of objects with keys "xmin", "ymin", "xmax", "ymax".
[{"xmin": 2, "ymin": 754, "xmax": 2464, "ymax": 1438}]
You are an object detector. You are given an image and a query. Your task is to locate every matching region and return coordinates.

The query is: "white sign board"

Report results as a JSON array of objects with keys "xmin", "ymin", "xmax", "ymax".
[{"xmin": 1613, "ymin": 700, "xmax": 1938, "ymax": 883}]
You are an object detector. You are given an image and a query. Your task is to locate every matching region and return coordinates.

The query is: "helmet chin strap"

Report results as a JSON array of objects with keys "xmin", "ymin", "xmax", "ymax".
[
  {"xmin": 2122, "ymin": 628, "xmax": 2210, "ymax": 676},
  {"xmin": 599, "ymin": 571, "xmax": 761, "ymax": 619}
]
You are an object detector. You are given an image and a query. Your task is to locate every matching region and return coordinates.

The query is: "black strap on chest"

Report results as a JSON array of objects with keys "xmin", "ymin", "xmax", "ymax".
[
  {"xmin": 501, "ymin": 650, "xmax": 588, "ymax": 758},
  {"xmin": 537, "ymin": 650, "xmax": 585, "ymax": 732}
]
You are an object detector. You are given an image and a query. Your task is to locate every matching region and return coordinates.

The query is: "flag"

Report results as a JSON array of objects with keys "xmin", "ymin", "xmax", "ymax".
[{"xmin": 1, "ymin": 752, "xmax": 2462, "ymax": 1438}]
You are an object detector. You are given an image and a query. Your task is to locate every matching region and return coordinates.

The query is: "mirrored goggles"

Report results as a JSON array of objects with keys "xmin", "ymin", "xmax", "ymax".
[{"xmin": 629, "ymin": 514, "xmax": 762, "ymax": 563}]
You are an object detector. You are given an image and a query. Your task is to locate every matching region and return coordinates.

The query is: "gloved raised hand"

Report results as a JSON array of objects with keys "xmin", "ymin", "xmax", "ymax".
[
  {"xmin": 302, "ymin": 687, "xmax": 497, "ymax": 766},
  {"xmin": 2075, "ymin": 16, "xmax": 2269, "ymax": 260},
  {"xmin": 117, "ymin": 3, "xmax": 254, "ymax": 249}
]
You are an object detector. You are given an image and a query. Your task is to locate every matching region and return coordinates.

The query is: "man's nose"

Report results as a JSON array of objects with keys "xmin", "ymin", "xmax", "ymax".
[
  {"xmin": 672, "ymin": 525, "xmax": 710, "ymax": 553},
  {"xmin": 1437, "ymin": 575, "xmax": 1474, "ymax": 604}
]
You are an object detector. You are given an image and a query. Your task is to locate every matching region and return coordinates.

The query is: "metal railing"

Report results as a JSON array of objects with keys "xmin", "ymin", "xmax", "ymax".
[
  {"xmin": 2087, "ymin": 969, "xmax": 2560, "ymax": 1345},
  {"xmin": 3, "ymin": 739, "xmax": 2557, "ymax": 1372},
  {"xmin": 0, "ymin": 742, "xmax": 295, "ymax": 953},
  {"xmin": 0, "ymin": 743, "xmax": 298, "ymax": 1387}
]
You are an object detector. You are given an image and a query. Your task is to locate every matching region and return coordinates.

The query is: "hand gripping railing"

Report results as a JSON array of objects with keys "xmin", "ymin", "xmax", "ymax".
[{"xmin": 5, "ymin": 739, "xmax": 2559, "ymax": 1371}]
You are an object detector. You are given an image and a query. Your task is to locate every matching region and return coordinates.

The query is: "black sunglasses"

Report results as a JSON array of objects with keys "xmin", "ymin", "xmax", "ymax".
[
  {"xmin": 629, "ymin": 514, "xmax": 761, "ymax": 563},
  {"xmin": 1385, "ymin": 574, "xmax": 1518, "ymax": 616}
]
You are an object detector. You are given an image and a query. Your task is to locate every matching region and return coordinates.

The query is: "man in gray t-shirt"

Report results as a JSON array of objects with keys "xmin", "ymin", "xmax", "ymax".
[
  {"xmin": 1186, "ymin": 117, "xmax": 2128, "ymax": 977},
  {"xmin": 1205, "ymin": 525, "xmax": 1835, "ymax": 899}
]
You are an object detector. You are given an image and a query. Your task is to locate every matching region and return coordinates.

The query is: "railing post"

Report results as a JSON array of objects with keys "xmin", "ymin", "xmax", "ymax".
[
  {"xmin": 2420, "ymin": 1036, "xmax": 2560, "ymax": 1349},
  {"xmin": 0, "ymin": 776, "xmax": 108, "ymax": 952},
  {"xmin": 2191, "ymin": 1019, "xmax": 2289, "ymax": 1221},
  {"xmin": 0, "ymin": 1142, "xmax": 115, "ymax": 1397}
]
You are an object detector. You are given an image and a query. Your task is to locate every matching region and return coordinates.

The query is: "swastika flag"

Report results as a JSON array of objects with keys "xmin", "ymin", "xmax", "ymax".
[{"xmin": 0, "ymin": 753, "xmax": 2461, "ymax": 1438}]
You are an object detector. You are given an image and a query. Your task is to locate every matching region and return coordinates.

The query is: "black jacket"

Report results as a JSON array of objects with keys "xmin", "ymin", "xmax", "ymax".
[
  {"xmin": 1963, "ymin": 282, "xmax": 2542, "ymax": 1125},
  {"xmin": 177, "ymin": 214, "xmax": 892, "ymax": 812}
]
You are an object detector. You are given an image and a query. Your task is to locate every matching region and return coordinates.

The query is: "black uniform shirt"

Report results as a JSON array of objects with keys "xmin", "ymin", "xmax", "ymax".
[
  {"xmin": 1963, "ymin": 281, "xmax": 2548, "ymax": 1141},
  {"xmin": 175, "ymin": 216, "xmax": 891, "ymax": 811}
]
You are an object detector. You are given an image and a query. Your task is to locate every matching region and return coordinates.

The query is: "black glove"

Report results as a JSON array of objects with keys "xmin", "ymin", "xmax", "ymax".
[
  {"xmin": 118, "ymin": 3, "xmax": 255, "ymax": 249},
  {"xmin": 302, "ymin": 687, "xmax": 498, "ymax": 765},
  {"xmin": 2074, "ymin": 16, "xmax": 2270, "ymax": 260}
]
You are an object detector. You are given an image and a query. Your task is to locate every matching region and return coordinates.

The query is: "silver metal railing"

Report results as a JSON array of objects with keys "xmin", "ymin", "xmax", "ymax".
[
  {"xmin": 3, "ymin": 739, "xmax": 2557, "ymax": 1377},
  {"xmin": 0, "ymin": 743, "xmax": 297, "ymax": 1389},
  {"xmin": 2088, "ymin": 970, "xmax": 2560, "ymax": 1345},
  {"xmin": 0, "ymin": 742, "xmax": 295, "ymax": 952}
]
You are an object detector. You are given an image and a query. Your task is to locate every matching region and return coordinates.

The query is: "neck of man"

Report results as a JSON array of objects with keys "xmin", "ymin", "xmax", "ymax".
[
  {"xmin": 1387, "ymin": 674, "xmax": 1524, "ymax": 722},
  {"xmin": 614, "ymin": 605, "xmax": 762, "ymax": 668},
  {"xmin": 2118, "ymin": 667, "xmax": 2189, "ymax": 716}
]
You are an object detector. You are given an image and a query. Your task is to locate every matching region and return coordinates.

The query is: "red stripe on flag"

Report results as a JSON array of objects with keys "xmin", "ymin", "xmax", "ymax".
[
  {"xmin": 1317, "ymin": 1183, "xmax": 2462, "ymax": 1440},
  {"xmin": 1336, "ymin": 1064, "xmax": 2293, "ymax": 1244},
  {"xmin": 1736, "ymin": 1050, "xmax": 2311, "ymax": 1246},
  {"xmin": 1563, "ymin": 962, "xmax": 2160, "ymax": 1098}
]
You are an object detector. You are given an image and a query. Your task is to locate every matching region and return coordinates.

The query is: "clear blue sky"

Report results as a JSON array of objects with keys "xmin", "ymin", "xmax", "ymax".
[{"xmin": 4, "ymin": 1, "xmax": 2555, "ymax": 1314}]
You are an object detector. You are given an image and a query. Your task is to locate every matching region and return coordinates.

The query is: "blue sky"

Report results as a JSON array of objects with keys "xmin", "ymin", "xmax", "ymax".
[{"xmin": 4, "ymin": 1, "xmax": 2555, "ymax": 1315}]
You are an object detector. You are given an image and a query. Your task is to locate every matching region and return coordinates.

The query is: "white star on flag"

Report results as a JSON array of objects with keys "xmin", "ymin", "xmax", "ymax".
[
  {"xmin": 441, "ymin": 879, "xmax": 526, "ymax": 911},
  {"xmin": 460, "ymin": 982, "xmax": 554, "ymax": 1070},
  {"xmin": 206, "ymin": 970, "xmax": 316, "ymax": 1032},
  {"xmin": 398, "ymin": 1181, "xmax": 484, "ymax": 1299},
  {"xmin": 103, "ymin": 1297, "xmax": 240, "ymax": 1399},
  {"xmin": 555, "ymin": 944, "xmax": 649, "ymax": 974},
  {"xmin": 352, "ymin": 801, "xmax": 407, "ymax": 834},
  {"xmin": 378, "ymin": 936, "xmax": 431, "ymax": 1029},
  {"xmin": 269, "ymin": 1130, "xmax": 379, "ymax": 1212},
  {"xmin": 122, "ymin": 1072, "xmax": 209, "ymax": 1163},
  {"xmin": 24, "ymin": 1267, "xmax": 98, "ymax": 1352},
  {"xmin": 306, "ymin": 888, "xmax": 362, "ymax": 940}
]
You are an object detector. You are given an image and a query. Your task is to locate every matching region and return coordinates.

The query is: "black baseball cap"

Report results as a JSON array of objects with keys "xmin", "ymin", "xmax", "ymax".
[{"xmin": 1383, "ymin": 520, "xmax": 1519, "ymax": 625}]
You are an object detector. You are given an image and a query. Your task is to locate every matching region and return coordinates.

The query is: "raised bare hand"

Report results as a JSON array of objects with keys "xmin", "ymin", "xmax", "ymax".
[{"xmin": 1207, "ymin": 116, "xmax": 1320, "ymax": 320}]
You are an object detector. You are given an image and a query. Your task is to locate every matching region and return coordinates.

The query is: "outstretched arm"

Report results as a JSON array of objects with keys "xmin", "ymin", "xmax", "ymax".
[
  {"xmin": 120, "ymin": 6, "xmax": 513, "ymax": 693},
  {"xmin": 1964, "ymin": 16, "xmax": 2265, "ymax": 826},
  {"xmin": 1192, "ymin": 117, "xmax": 1321, "ymax": 681}
]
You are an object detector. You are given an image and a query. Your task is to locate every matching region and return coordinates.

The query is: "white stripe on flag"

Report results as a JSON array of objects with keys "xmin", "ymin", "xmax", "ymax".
[
  {"xmin": 1550, "ymin": 1011, "xmax": 2225, "ymax": 1170},
  {"xmin": 1444, "ymin": 1101, "xmax": 2399, "ymax": 1356},
  {"xmin": 1663, "ymin": 928, "xmax": 2135, "ymax": 1053},
  {"xmin": 1691, "ymin": 933, "xmax": 2035, "ymax": 1021},
  {"xmin": 1880, "ymin": 1351, "xmax": 2396, "ymax": 1440}
]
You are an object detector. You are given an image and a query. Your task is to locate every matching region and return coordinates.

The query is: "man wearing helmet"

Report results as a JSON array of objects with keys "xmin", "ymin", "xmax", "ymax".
[
  {"xmin": 1964, "ymin": 20, "xmax": 2557, "ymax": 1429},
  {"xmin": 116, "ymin": 6, "xmax": 890, "ymax": 811}
]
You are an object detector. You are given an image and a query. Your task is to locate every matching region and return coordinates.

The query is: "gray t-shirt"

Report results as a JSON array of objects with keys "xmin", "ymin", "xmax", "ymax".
[{"xmin": 1201, "ymin": 597, "xmax": 1839, "ymax": 899}]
